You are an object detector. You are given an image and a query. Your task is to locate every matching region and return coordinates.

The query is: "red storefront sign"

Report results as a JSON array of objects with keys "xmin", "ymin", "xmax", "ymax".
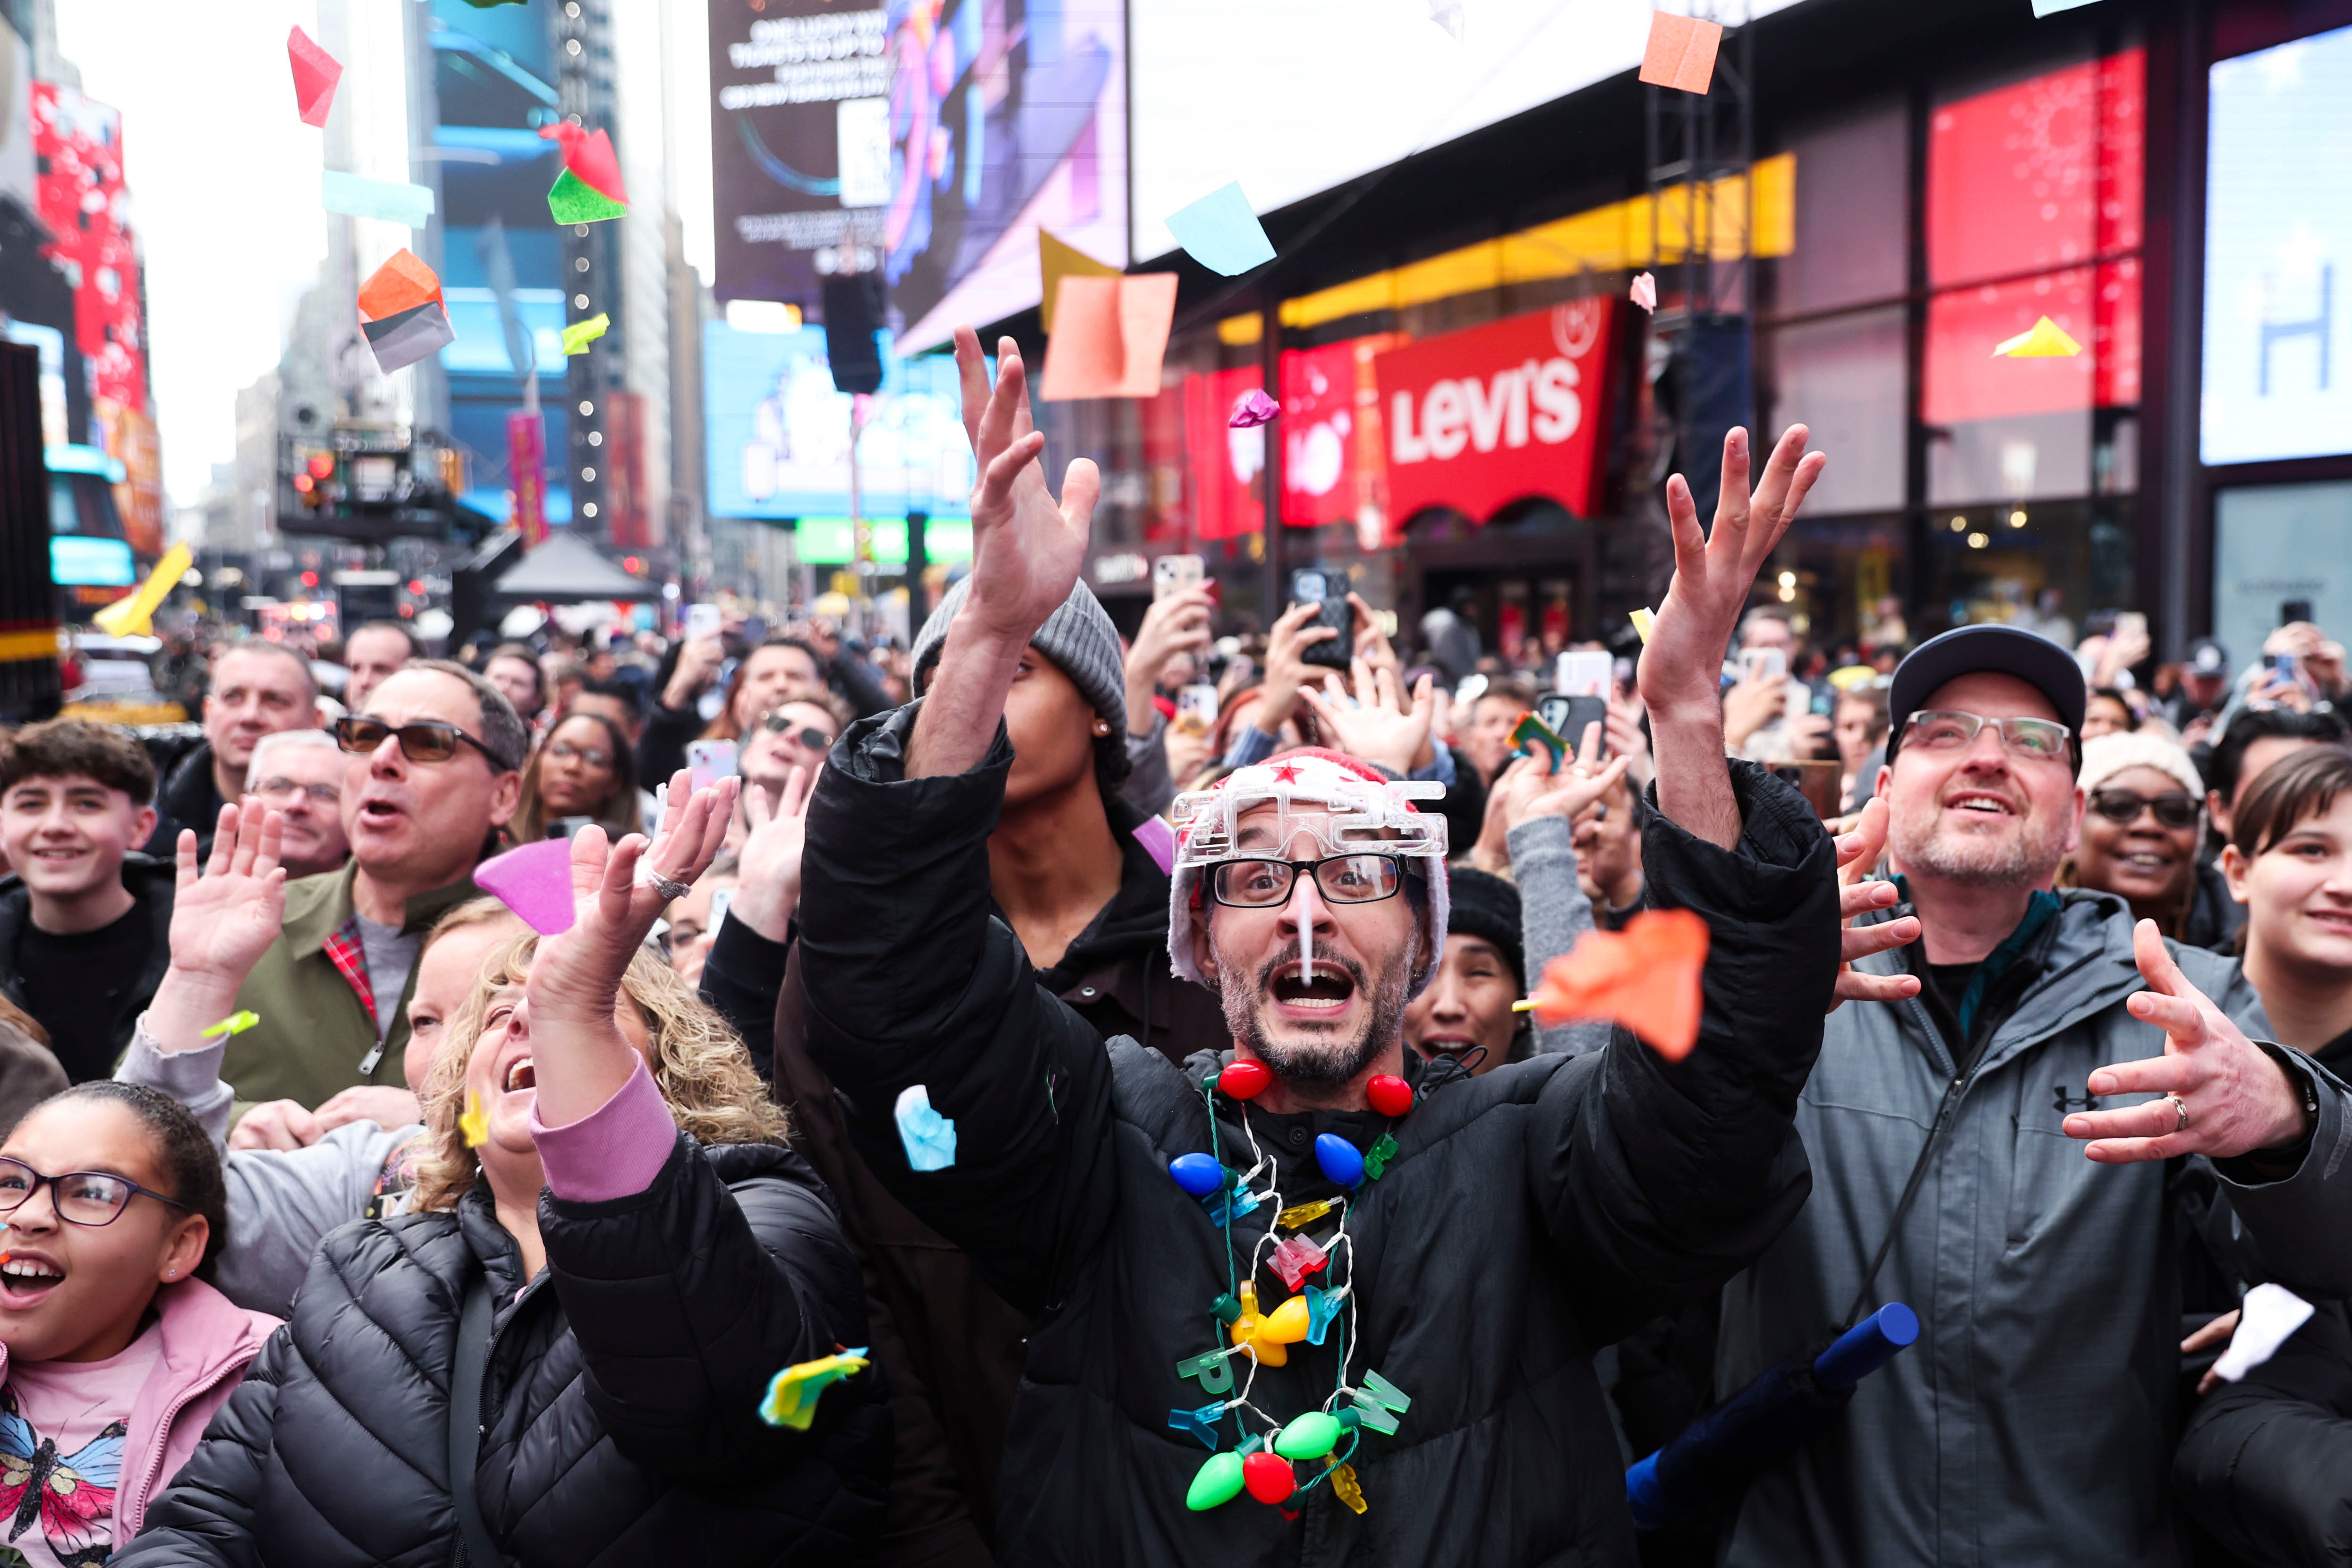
[{"xmin": 1373, "ymin": 298, "xmax": 1615, "ymax": 523}]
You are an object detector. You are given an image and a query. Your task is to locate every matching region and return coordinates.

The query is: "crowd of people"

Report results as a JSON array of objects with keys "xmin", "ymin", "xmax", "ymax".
[{"xmin": 0, "ymin": 336, "xmax": 2336, "ymax": 1566}]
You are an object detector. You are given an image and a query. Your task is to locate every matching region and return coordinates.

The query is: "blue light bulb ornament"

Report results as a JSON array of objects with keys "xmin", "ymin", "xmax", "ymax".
[
  {"xmin": 1314, "ymin": 1133, "xmax": 1364, "ymax": 1188},
  {"xmin": 1169, "ymin": 1152, "xmax": 1225, "ymax": 1197}
]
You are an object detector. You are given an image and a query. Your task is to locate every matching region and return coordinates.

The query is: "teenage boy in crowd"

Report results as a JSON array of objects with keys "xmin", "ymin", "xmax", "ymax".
[
  {"xmin": 0, "ymin": 721, "xmax": 175, "ymax": 1083},
  {"xmin": 147, "ymin": 642, "xmax": 319, "ymax": 860},
  {"xmin": 1717, "ymin": 625, "xmax": 2352, "ymax": 1568},
  {"xmin": 767, "ymin": 574, "xmax": 1228, "ymax": 1565},
  {"xmin": 221, "ymin": 661, "xmax": 523, "ymax": 1135},
  {"xmin": 239, "ymin": 729, "xmax": 349, "ymax": 880},
  {"xmin": 796, "ymin": 330, "xmax": 1890, "ymax": 1562}
]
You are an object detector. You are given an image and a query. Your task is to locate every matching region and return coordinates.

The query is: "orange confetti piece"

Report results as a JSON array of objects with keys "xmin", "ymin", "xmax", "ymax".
[
  {"xmin": 357, "ymin": 249, "xmax": 442, "ymax": 323},
  {"xmin": 1527, "ymin": 909, "xmax": 1709, "ymax": 1059},
  {"xmin": 1638, "ymin": 12, "xmax": 1723, "ymax": 95}
]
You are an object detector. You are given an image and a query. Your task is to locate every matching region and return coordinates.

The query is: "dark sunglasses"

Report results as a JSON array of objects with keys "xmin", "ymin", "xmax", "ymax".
[
  {"xmin": 0, "ymin": 1156, "xmax": 189, "ymax": 1227},
  {"xmin": 2088, "ymin": 788, "xmax": 2199, "ymax": 830},
  {"xmin": 335, "ymin": 715, "xmax": 504, "ymax": 768},
  {"xmin": 758, "ymin": 711, "xmax": 836, "ymax": 750}
]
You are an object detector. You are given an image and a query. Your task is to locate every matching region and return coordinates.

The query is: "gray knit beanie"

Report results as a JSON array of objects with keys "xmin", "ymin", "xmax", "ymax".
[{"xmin": 910, "ymin": 575, "xmax": 1128, "ymax": 738}]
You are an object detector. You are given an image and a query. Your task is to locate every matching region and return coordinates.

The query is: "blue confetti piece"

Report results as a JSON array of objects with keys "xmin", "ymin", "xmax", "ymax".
[
  {"xmin": 1166, "ymin": 181, "xmax": 1276, "ymax": 276},
  {"xmin": 895, "ymin": 1084, "xmax": 957, "ymax": 1171}
]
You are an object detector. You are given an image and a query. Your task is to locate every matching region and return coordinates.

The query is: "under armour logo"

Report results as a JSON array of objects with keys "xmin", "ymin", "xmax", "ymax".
[{"xmin": 2053, "ymin": 1084, "xmax": 2101, "ymax": 1115}]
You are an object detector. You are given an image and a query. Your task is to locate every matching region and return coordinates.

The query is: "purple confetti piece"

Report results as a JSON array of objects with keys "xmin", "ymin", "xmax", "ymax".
[
  {"xmin": 1228, "ymin": 388, "xmax": 1279, "ymax": 428},
  {"xmin": 1133, "ymin": 814, "xmax": 1176, "ymax": 875},
  {"xmin": 472, "ymin": 838, "xmax": 577, "ymax": 935}
]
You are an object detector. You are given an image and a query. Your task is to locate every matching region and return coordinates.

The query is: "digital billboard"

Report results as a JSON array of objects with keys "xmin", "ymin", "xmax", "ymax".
[
  {"xmin": 2203, "ymin": 23, "xmax": 2352, "ymax": 464},
  {"xmin": 703, "ymin": 319, "xmax": 975, "ymax": 521},
  {"xmin": 1128, "ymin": 0, "xmax": 1804, "ymax": 265},
  {"xmin": 709, "ymin": 0, "xmax": 1128, "ymax": 355}
]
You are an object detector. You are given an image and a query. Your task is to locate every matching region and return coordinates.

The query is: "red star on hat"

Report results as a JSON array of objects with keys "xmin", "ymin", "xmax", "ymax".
[{"xmin": 1268, "ymin": 763, "xmax": 1303, "ymax": 784}]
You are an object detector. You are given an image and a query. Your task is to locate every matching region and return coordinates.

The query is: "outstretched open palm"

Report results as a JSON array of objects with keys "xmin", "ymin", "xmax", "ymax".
[
  {"xmin": 953, "ymin": 325, "xmax": 1098, "ymax": 646},
  {"xmin": 170, "ymin": 802, "xmax": 288, "ymax": 984}
]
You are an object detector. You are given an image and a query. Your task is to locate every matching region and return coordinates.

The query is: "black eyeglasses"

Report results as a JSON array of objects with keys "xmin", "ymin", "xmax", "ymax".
[
  {"xmin": 758, "ymin": 711, "xmax": 836, "ymax": 750},
  {"xmin": 2088, "ymin": 788, "xmax": 2200, "ymax": 830},
  {"xmin": 336, "ymin": 715, "xmax": 505, "ymax": 769},
  {"xmin": 1209, "ymin": 854, "xmax": 1404, "ymax": 909},
  {"xmin": 0, "ymin": 1157, "xmax": 189, "ymax": 1227}
]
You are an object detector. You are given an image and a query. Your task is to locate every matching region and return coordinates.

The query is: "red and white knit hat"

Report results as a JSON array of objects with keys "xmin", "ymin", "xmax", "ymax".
[{"xmin": 1167, "ymin": 747, "xmax": 1450, "ymax": 992}]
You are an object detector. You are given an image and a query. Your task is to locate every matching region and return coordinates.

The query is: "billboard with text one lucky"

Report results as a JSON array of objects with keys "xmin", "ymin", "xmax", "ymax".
[{"xmin": 1372, "ymin": 297, "xmax": 1616, "ymax": 525}]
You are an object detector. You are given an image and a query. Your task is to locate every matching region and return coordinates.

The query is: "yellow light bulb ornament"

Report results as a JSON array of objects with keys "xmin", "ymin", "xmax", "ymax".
[{"xmin": 1227, "ymin": 1282, "xmax": 1311, "ymax": 1367}]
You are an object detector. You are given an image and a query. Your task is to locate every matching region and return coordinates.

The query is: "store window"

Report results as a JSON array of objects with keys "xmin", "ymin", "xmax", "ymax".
[
  {"xmin": 2214, "ymin": 483, "xmax": 2352, "ymax": 672},
  {"xmin": 1764, "ymin": 307, "xmax": 1907, "ymax": 515},
  {"xmin": 1780, "ymin": 103, "xmax": 1909, "ymax": 314}
]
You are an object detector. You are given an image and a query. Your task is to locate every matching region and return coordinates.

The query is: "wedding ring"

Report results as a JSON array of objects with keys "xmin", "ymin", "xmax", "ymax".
[
  {"xmin": 2167, "ymin": 1094, "xmax": 2190, "ymax": 1133},
  {"xmin": 636, "ymin": 864, "xmax": 692, "ymax": 902}
]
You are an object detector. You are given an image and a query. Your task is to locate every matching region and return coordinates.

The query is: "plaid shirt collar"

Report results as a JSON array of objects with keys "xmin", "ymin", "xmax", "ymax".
[{"xmin": 320, "ymin": 914, "xmax": 380, "ymax": 1031}]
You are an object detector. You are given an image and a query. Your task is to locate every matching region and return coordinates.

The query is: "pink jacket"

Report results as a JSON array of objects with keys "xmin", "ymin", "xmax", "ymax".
[{"xmin": 0, "ymin": 1277, "xmax": 280, "ymax": 1542}]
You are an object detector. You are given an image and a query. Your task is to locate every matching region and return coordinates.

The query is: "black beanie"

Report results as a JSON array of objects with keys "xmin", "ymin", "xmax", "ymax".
[{"xmin": 1442, "ymin": 866, "xmax": 1525, "ymax": 990}]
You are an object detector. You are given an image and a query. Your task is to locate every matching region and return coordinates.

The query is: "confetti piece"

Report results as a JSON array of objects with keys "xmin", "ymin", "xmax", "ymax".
[
  {"xmin": 1428, "ymin": 0, "xmax": 1465, "ymax": 39},
  {"xmin": 1039, "ymin": 274, "xmax": 1178, "ymax": 401},
  {"xmin": 1166, "ymin": 182, "xmax": 1277, "ymax": 277},
  {"xmin": 473, "ymin": 838, "xmax": 578, "ymax": 935},
  {"xmin": 538, "ymin": 122, "xmax": 628, "ymax": 204},
  {"xmin": 759, "ymin": 1348, "xmax": 869, "ymax": 1430},
  {"xmin": 358, "ymin": 250, "xmax": 442, "ymax": 323},
  {"xmin": 1630, "ymin": 607, "xmax": 1656, "ymax": 644},
  {"xmin": 1229, "ymin": 388, "xmax": 1279, "ymax": 428},
  {"xmin": 363, "ymin": 300, "xmax": 457, "ymax": 374},
  {"xmin": 1039, "ymin": 228, "xmax": 1119, "ymax": 335},
  {"xmin": 895, "ymin": 1084, "xmax": 957, "ymax": 1171},
  {"xmin": 94, "ymin": 542, "xmax": 193, "ymax": 639},
  {"xmin": 323, "ymin": 170, "xmax": 435, "ymax": 229},
  {"xmin": 460, "ymin": 1089, "xmax": 490, "ymax": 1149},
  {"xmin": 548, "ymin": 166, "xmax": 628, "ymax": 225},
  {"xmin": 1509, "ymin": 711, "xmax": 1568, "ymax": 768},
  {"xmin": 561, "ymin": 313, "xmax": 610, "ymax": 356},
  {"xmin": 1526, "ymin": 909, "xmax": 1710, "ymax": 1059},
  {"xmin": 2214, "ymin": 1284, "xmax": 2314, "ymax": 1382},
  {"xmin": 201, "ymin": 1010, "xmax": 261, "ymax": 1040},
  {"xmin": 1638, "ymin": 12, "xmax": 1723, "ymax": 95},
  {"xmin": 1630, "ymin": 272, "xmax": 1658, "ymax": 313},
  {"xmin": 2030, "ymin": 0, "xmax": 2102, "ymax": 14},
  {"xmin": 1992, "ymin": 315, "xmax": 2083, "ymax": 358},
  {"xmin": 288, "ymin": 27, "xmax": 342, "ymax": 128}
]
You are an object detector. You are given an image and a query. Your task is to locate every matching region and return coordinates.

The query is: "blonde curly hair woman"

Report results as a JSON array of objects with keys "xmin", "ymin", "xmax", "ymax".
[{"xmin": 125, "ymin": 775, "xmax": 890, "ymax": 1568}]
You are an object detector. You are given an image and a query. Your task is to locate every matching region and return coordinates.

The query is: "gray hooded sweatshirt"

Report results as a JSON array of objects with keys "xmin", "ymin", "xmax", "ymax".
[{"xmin": 1719, "ymin": 886, "xmax": 2352, "ymax": 1568}]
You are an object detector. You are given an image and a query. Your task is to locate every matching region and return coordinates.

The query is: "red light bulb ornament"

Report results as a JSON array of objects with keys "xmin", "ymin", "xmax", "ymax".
[
  {"xmin": 1366, "ymin": 1073, "xmax": 1414, "ymax": 1118},
  {"xmin": 1219, "ymin": 1059, "xmax": 1270, "ymax": 1099},
  {"xmin": 1243, "ymin": 1451, "xmax": 1297, "ymax": 1505}
]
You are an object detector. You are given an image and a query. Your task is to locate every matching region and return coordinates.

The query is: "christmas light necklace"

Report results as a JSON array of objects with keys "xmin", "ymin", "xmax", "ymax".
[{"xmin": 1167, "ymin": 1059, "xmax": 1417, "ymax": 1517}]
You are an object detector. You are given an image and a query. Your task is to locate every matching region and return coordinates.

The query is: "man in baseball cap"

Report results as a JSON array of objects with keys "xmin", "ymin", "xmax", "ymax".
[
  {"xmin": 1716, "ymin": 622, "xmax": 2352, "ymax": 1568},
  {"xmin": 2166, "ymin": 636, "xmax": 2233, "ymax": 736}
]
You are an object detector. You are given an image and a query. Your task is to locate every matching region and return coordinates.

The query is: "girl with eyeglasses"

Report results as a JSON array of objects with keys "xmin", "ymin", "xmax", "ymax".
[
  {"xmin": 509, "ymin": 712, "xmax": 640, "ymax": 847},
  {"xmin": 2059, "ymin": 732, "xmax": 2239, "ymax": 949},
  {"xmin": 0, "ymin": 1080, "xmax": 275, "ymax": 1566}
]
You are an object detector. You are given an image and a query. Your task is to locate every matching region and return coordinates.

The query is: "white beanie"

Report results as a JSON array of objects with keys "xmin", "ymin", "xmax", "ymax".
[{"xmin": 2078, "ymin": 731, "xmax": 2205, "ymax": 802}]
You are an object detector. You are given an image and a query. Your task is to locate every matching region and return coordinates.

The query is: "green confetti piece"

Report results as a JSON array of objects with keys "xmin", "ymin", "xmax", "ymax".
[
  {"xmin": 548, "ymin": 166, "xmax": 626, "ymax": 224},
  {"xmin": 202, "ymin": 1011, "xmax": 260, "ymax": 1040},
  {"xmin": 561, "ymin": 313, "xmax": 609, "ymax": 356}
]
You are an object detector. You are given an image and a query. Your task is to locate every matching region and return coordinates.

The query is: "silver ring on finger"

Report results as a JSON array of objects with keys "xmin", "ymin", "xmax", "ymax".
[
  {"xmin": 2166, "ymin": 1094, "xmax": 2190, "ymax": 1133},
  {"xmin": 639, "ymin": 869, "xmax": 692, "ymax": 902}
]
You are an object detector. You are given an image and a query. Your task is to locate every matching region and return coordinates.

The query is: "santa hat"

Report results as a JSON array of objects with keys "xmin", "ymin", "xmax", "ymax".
[{"xmin": 1167, "ymin": 747, "xmax": 1450, "ymax": 994}]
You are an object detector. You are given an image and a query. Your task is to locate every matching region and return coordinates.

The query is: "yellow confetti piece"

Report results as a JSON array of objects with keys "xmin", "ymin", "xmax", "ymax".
[
  {"xmin": 1992, "ymin": 315, "xmax": 2082, "ymax": 358},
  {"xmin": 561, "ymin": 312, "xmax": 609, "ymax": 356},
  {"xmin": 460, "ymin": 1089, "xmax": 489, "ymax": 1149},
  {"xmin": 201, "ymin": 1010, "xmax": 260, "ymax": 1040},
  {"xmin": 1629, "ymin": 607, "xmax": 1655, "ymax": 644},
  {"xmin": 758, "ymin": 1348, "xmax": 870, "ymax": 1430},
  {"xmin": 1330, "ymin": 1461, "xmax": 1367, "ymax": 1514}
]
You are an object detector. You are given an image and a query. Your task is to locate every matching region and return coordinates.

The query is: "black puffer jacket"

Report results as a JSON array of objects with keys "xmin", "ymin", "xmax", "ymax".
[
  {"xmin": 119, "ymin": 1134, "xmax": 892, "ymax": 1568},
  {"xmin": 2174, "ymin": 1298, "xmax": 2352, "ymax": 1568},
  {"xmin": 797, "ymin": 709, "xmax": 1837, "ymax": 1566}
]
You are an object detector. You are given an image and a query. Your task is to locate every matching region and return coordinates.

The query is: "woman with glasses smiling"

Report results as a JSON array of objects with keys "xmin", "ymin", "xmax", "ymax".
[
  {"xmin": 2059, "ymin": 732, "xmax": 2240, "ymax": 948},
  {"xmin": 0, "ymin": 1080, "xmax": 276, "ymax": 1566},
  {"xmin": 509, "ymin": 713, "xmax": 640, "ymax": 847}
]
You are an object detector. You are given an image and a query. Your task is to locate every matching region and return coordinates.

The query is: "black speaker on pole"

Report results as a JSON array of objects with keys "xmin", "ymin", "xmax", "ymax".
[
  {"xmin": 821, "ymin": 273, "xmax": 886, "ymax": 395},
  {"xmin": 1668, "ymin": 315, "xmax": 1754, "ymax": 526}
]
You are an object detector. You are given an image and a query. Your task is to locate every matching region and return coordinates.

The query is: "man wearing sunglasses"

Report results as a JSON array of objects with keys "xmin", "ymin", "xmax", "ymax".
[
  {"xmin": 799, "ymin": 331, "xmax": 1860, "ymax": 1566},
  {"xmin": 217, "ymin": 662, "xmax": 525, "ymax": 1135},
  {"xmin": 1717, "ymin": 623, "xmax": 2352, "ymax": 1568}
]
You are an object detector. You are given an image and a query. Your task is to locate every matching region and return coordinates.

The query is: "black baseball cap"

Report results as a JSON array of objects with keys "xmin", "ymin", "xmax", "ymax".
[
  {"xmin": 2186, "ymin": 637, "xmax": 2230, "ymax": 678},
  {"xmin": 1885, "ymin": 625, "xmax": 2088, "ymax": 764}
]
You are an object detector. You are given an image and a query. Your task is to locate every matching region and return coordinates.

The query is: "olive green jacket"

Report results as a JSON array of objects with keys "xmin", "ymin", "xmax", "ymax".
[{"xmin": 223, "ymin": 863, "xmax": 480, "ymax": 1109}]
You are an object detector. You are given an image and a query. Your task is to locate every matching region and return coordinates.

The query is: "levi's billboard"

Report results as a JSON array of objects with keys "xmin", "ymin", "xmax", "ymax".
[{"xmin": 1373, "ymin": 297, "xmax": 1616, "ymax": 523}]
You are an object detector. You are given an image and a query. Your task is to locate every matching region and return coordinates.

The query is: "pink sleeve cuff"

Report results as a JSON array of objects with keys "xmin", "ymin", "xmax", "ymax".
[{"xmin": 530, "ymin": 1060, "xmax": 677, "ymax": 1202}]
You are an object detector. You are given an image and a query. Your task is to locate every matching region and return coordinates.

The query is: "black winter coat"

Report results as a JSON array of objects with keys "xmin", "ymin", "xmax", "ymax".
[
  {"xmin": 797, "ymin": 709, "xmax": 1839, "ymax": 1567},
  {"xmin": 2174, "ymin": 1299, "xmax": 2352, "ymax": 1568},
  {"xmin": 119, "ymin": 1134, "xmax": 892, "ymax": 1568}
]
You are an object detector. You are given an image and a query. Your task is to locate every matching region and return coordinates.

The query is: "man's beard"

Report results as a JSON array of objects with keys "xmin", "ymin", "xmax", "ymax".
[
  {"xmin": 1893, "ymin": 802, "xmax": 2069, "ymax": 889},
  {"xmin": 1214, "ymin": 934, "xmax": 1415, "ymax": 1091}
]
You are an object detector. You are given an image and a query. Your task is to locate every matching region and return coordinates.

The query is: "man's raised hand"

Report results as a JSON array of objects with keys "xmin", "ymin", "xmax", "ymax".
[
  {"xmin": 954, "ymin": 325, "xmax": 1097, "ymax": 648},
  {"xmin": 2063, "ymin": 920, "xmax": 2315, "ymax": 1162}
]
